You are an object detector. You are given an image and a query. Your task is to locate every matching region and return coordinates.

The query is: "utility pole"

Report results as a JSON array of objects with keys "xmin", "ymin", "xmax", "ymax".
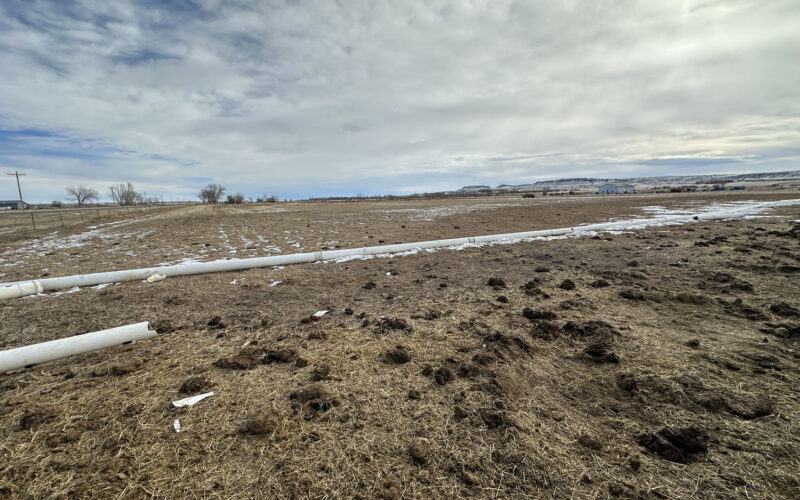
[{"xmin": 7, "ymin": 171, "xmax": 26, "ymax": 209}]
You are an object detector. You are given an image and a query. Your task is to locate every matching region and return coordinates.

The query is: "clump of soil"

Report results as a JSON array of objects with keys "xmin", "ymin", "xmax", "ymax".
[
  {"xmin": 479, "ymin": 409, "xmax": 508, "ymax": 428},
  {"xmin": 616, "ymin": 372, "xmax": 638, "ymax": 392},
  {"xmin": 384, "ymin": 345, "xmax": 411, "ymax": 364},
  {"xmin": 214, "ymin": 346, "xmax": 263, "ymax": 370},
  {"xmin": 238, "ymin": 407, "xmax": 281, "ymax": 435},
  {"xmin": 473, "ymin": 352, "xmax": 497, "ymax": 365},
  {"xmin": 522, "ymin": 307, "xmax": 557, "ymax": 321},
  {"xmin": 487, "ymin": 277, "xmax": 506, "ymax": 288},
  {"xmin": 563, "ymin": 319, "xmax": 617, "ymax": 339},
  {"xmin": 207, "ymin": 315, "xmax": 226, "ymax": 329},
  {"xmin": 409, "ymin": 438, "xmax": 431, "ymax": 464},
  {"xmin": 584, "ymin": 341, "xmax": 619, "ymax": 363},
  {"xmin": 310, "ymin": 364, "xmax": 332, "ymax": 381},
  {"xmin": 264, "ymin": 348, "xmax": 297, "ymax": 363},
  {"xmin": 150, "ymin": 319, "xmax": 174, "ymax": 334},
  {"xmin": 376, "ymin": 317, "xmax": 412, "ymax": 332},
  {"xmin": 434, "ymin": 367, "xmax": 454, "ymax": 385},
  {"xmin": 534, "ymin": 266, "xmax": 550, "ymax": 273},
  {"xmin": 179, "ymin": 376, "xmax": 212, "ymax": 394},
  {"xmin": 639, "ymin": 426, "xmax": 708, "ymax": 463},
  {"xmin": 523, "ymin": 280, "xmax": 550, "ymax": 298},
  {"xmin": 619, "ymin": 289, "xmax": 644, "ymax": 301},
  {"xmin": 589, "ymin": 279, "xmax": 610, "ymax": 288},
  {"xmin": 770, "ymin": 302, "xmax": 799, "ymax": 317},
  {"xmin": 362, "ymin": 281, "xmax": 376, "ymax": 290},
  {"xmin": 457, "ymin": 362, "xmax": 482, "ymax": 378},
  {"xmin": 531, "ymin": 320, "xmax": 561, "ymax": 340},
  {"xmin": 559, "ymin": 279, "xmax": 576, "ymax": 290}
]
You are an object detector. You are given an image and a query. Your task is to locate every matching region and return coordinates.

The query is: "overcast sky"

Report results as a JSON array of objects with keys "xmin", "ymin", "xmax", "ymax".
[{"xmin": 1, "ymin": 0, "xmax": 798, "ymax": 202}]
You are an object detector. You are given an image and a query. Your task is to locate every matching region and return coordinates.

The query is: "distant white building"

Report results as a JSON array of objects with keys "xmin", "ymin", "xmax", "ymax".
[{"xmin": 598, "ymin": 183, "xmax": 635, "ymax": 194}]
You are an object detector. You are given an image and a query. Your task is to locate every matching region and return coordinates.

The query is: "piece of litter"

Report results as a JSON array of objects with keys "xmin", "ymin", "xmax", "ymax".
[
  {"xmin": 312, "ymin": 310, "xmax": 328, "ymax": 318},
  {"xmin": 269, "ymin": 280, "xmax": 282, "ymax": 287},
  {"xmin": 147, "ymin": 272, "xmax": 166, "ymax": 283},
  {"xmin": 172, "ymin": 392, "xmax": 214, "ymax": 408},
  {"xmin": 386, "ymin": 272, "xmax": 392, "ymax": 276},
  {"xmin": 173, "ymin": 419, "xmax": 181, "ymax": 433},
  {"xmin": 230, "ymin": 279, "xmax": 238, "ymax": 284}
]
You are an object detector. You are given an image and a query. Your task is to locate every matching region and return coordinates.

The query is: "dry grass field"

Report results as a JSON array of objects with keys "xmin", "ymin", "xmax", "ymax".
[{"xmin": 1, "ymin": 191, "xmax": 799, "ymax": 498}]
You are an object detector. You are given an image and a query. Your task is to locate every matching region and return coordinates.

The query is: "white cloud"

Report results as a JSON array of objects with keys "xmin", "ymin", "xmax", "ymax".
[{"xmin": 0, "ymin": 0, "xmax": 798, "ymax": 202}]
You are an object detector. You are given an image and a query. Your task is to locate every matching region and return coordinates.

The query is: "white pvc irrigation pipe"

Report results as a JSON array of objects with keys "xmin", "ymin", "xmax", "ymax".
[
  {"xmin": 0, "ymin": 322, "xmax": 155, "ymax": 373},
  {"xmin": 1, "ymin": 198, "xmax": 798, "ymax": 300}
]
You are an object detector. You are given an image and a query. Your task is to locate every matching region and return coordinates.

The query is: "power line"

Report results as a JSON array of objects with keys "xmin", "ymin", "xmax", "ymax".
[{"xmin": 7, "ymin": 171, "xmax": 26, "ymax": 209}]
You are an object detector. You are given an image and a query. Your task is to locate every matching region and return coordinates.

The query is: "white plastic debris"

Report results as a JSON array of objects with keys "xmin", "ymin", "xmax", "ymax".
[
  {"xmin": 172, "ymin": 391, "xmax": 214, "ymax": 408},
  {"xmin": 147, "ymin": 272, "xmax": 166, "ymax": 283},
  {"xmin": 269, "ymin": 280, "xmax": 282, "ymax": 287},
  {"xmin": 173, "ymin": 419, "xmax": 181, "ymax": 433},
  {"xmin": 312, "ymin": 310, "xmax": 328, "ymax": 318}
]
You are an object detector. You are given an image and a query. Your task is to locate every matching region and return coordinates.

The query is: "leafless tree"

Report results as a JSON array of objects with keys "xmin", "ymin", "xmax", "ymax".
[
  {"xmin": 65, "ymin": 185, "xmax": 99, "ymax": 206},
  {"xmin": 109, "ymin": 182, "xmax": 141, "ymax": 206},
  {"xmin": 199, "ymin": 183, "xmax": 226, "ymax": 204},
  {"xmin": 226, "ymin": 193, "xmax": 245, "ymax": 204}
]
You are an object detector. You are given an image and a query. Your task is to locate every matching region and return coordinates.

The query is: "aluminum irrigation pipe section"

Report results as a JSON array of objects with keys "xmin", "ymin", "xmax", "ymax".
[
  {"xmin": 1, "ymin": 198, "xmax": 798, "ymax": 300},
  {"xmin": 0, "ymin": 322, "xmax": 156, "ymax": 373}
]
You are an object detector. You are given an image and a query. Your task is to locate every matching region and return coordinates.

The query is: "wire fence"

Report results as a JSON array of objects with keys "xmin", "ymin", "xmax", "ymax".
[{"xmin": 0, "ymin": 205, "xmax": 168, "ymax": 231}]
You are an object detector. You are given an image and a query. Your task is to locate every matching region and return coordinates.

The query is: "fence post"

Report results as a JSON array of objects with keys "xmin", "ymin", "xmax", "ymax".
[
  {"xmin": 30, "ymin": 212, "xmax": 36, "ymax": 230},
  {"xmin": 79, "ymin": 211, "xmax": 85, "ymax": 222},
  {"xmin": 58, "ymin": 211, "xmax": 64, "ymax": 226}
]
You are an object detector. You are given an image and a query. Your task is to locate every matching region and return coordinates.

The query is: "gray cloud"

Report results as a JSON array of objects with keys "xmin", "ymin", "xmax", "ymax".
[{"xmin": 0, "ymin": 0, "xmax": 798, "ymax": 202}]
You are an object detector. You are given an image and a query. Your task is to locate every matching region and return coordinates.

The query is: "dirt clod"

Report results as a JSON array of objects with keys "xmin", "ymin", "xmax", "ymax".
[
  {"xmin": 385, "ymin": 346, "xmax": 411, "ymax": 364},
  {"xmin": 264, "ymin": 348, "xmax": 297, "ymax": 363},
  {"xmin": 473, "ymin": 352, "xmax": 497, "ymax": 366},
  {"xmin": 214, "ymin": 346, "xmax": 263, "ymax": 370},
  {"xmin": 434, "ymin": 367, "xmax": 454, "ymax": 385},
  {"xmin": 310, "ymin": 364, "xmax": 332, "ymax": 381},
  {"xmin": 616, "ymin": 372, "xmax": 638, "ymax": 392},
  {"xmin": 207, "ymin": 315, "xmax": 226, "ymax": 329},
  {"xmin": 770, "ymin": 302, "xmax": 799, "ymax": 317},
  {"xmin": 639, "ymin": 426, "xmax": 708, "ymax": 463},
  {"xmin": 376, "ymin": 317, "xmax": 412, "ymax": 332},
  {"xmin": 409, "ymin": 438, "xmax": 431, "ymax": 464},
  {"xmin": 584, "ymin": 342, "xmax": 619, "ymax": 363},
  {"xmin": 522, "ymin": 307, "xmax": 557, "ymax": 321},
  {"xmin": 150, "ymin": 319, "xmax": 174, "ymax": 333},
  {"xmin": 559, "ymin": 279, "xmax": 576, "ymax": 290},
  {"xmin": 479, "ymin": 409, "xmax": 507, "ymax": 428},
  {"xmin": 179, "ymin": 376, "xmax": 212, "ymax": 394},
  {"xmin": 619, "ymin": 289, "xmax": 644, "ymax": 301},
  {"xmin": 487, "ymin": 277, "xmax": 506, "ymax": 288}
]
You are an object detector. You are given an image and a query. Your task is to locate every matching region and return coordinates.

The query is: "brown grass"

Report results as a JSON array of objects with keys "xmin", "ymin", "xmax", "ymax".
[{"xmin": 1, "ymin": 191, "xmax": 799, "ymax": 498}]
